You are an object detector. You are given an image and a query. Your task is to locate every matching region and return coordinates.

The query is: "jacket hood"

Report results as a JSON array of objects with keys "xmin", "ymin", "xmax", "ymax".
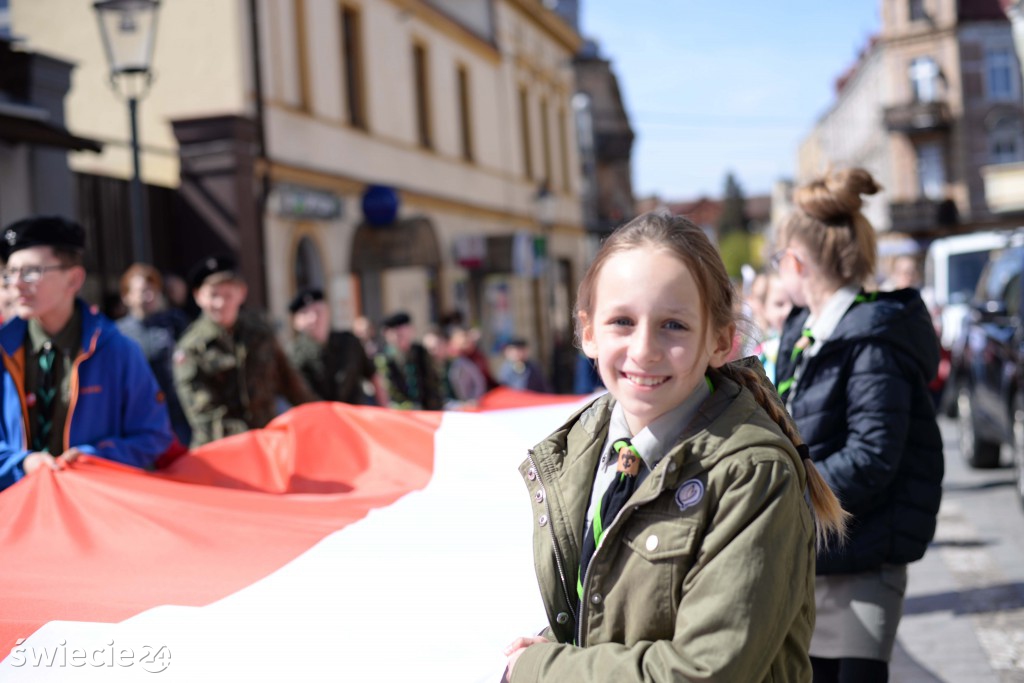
[
  {"xmin": 0, "ymin": 299, "xmax": 114, "ymax": 357},
  {"xmin": 828, "ymin": 289, "xmax": 939, "ymax": 380}
]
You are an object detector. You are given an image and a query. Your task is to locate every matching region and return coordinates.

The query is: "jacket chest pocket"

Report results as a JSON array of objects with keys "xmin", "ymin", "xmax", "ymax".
[
  {"xmin": 609, "ymin": 513, "xmax": 703, "ymax": 639},
  {"xmin": 198, "ymin": 348, "xmax": 239, "ymax": 376}
]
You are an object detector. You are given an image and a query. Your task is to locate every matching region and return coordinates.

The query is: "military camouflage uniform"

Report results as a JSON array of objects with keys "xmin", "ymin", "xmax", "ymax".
[
  {"xmin": 173, "ymin": 311, "xmax": 316, "ymax": 447},
  {"xmin": 289, "ymin": 330, "xmax": 375, "ymax": 405},
  {"xmin": 374, "ymin": 343, "xmax": 442, "ymax": 410}
]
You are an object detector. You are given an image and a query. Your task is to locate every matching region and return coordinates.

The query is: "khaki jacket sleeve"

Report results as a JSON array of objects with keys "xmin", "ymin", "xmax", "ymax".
[{"xmin": 512, "ymin": 455, "xmax": 815, "ymax": 683}]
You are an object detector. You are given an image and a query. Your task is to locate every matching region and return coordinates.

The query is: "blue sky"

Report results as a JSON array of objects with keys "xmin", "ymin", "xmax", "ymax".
[{"xmin": 579, "ymin": 2, "xmax": 883, "ymax": 201}]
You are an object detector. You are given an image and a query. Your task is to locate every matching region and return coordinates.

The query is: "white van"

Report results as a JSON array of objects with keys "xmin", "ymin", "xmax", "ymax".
[{"xmin": 924, "ymin": 230, "xmax": 1013, "ymax": 350}]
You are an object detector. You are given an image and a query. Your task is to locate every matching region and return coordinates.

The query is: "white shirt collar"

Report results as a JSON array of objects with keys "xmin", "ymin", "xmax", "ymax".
[
  {"xmin": 805, "ymin": 284, "xmax": 861, "ymax": 346},
  {"xmin": 604, "ymin": 377, "xmax": 711, "ymax": 473}
]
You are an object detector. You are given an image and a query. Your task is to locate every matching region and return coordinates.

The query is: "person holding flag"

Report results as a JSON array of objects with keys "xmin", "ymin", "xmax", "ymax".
[{"xmin": 0, "ymin": 216, "xmax": 174, "ymax": 490}]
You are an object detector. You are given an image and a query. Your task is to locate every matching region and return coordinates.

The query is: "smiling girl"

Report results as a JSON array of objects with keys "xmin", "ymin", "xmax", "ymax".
[{"xmin": 504, "ymin": 212, "xmax": 846, "ymax": 682}]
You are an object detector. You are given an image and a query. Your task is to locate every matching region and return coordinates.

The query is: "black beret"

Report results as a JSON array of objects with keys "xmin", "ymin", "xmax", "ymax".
[
  {"xmin": 188, "ymin": 254, "xmax": 243, "ymax": 290},
  {"xmin": 381, "ymin": 311, "xmax": 412, "ymax": 329},
  {"xmin": 288, "ymin": 287, "xmax": 324, "ymax": 314},
  {"xmin": 1, "ymin": 216, "xmax": 86, "ymax": 260}
]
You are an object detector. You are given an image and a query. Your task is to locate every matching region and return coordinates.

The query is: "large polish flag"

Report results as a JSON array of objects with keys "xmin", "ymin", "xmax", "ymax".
[{"xmin": 0, "ymin": 389, "xmax": 592, "ymax": 681}]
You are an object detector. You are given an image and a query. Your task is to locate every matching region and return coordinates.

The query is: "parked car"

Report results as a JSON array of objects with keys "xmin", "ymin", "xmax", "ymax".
[
  {"xmin": 925, "ymin": 231, "xmax": 1014, "ymax": 415},
  {"xmin": 953, "ymin": 232, "xmax": 1024, "ymax": 499}
]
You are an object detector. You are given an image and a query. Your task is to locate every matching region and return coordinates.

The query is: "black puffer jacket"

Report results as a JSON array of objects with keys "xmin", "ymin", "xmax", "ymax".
[{"xmin": 775, "ymin": 289, "xmax": 943, "ymax": 574}]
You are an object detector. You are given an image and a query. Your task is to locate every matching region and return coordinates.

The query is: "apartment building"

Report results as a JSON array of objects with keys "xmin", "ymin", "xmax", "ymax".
[
  {"xmin": 982, "ymin": 0, "xmax": 1024, "ymax": 213},
  {"xmin": 572, "ymin": 38, "xmax": 636, "ymax": 236},
  {"xmin": 8, "ymin": 0, "xmax": 588, "ymax": 369},
  {"xmin": 798, "ymin": 0, "xmax": 1024, "ymax": 259}
]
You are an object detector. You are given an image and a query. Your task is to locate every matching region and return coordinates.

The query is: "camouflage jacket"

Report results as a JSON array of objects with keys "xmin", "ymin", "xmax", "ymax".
[
  {"xmin": 289, "ymin": 330, "xmax": 374, "ymax": 404},
  {"xmin": 173, "ymin": 312, "xmax": 316, "ymax": 447},
  {"xmin": 374, "ymin": 343, "xmax": 442, "ymax": 410}
]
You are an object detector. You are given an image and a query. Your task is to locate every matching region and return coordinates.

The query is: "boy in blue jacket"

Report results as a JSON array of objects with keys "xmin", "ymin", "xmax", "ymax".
[{"xmin": 0, "ymin": 216, "xmax": 174, "ymax": 490}]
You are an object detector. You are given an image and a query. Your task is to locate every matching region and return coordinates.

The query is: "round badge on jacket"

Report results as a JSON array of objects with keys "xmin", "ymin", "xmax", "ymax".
[{"xmin": 675, "ymin": 479, "xmax": 704, "ymax": 511}]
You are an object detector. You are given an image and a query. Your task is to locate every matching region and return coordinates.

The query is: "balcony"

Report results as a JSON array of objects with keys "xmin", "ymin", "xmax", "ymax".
[
  {"xmin": 883, "ymin": 101, "xmax": 952, "ymax": 134},
  {"xmin": 889, "ymin": 198, "xmax": 959, "ymax": 234}
]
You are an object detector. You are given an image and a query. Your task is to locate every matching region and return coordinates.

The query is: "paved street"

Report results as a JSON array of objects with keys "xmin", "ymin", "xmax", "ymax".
[{"xmin": 892, "ymin": 417, "xmax": 1024, "ymax": 682}]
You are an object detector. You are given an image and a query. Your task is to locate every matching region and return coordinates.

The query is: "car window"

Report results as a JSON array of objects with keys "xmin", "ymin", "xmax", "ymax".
[
  {"xmin": 949, "ymin": 250, "xmax": 994, "ymax": 302},
  {"xmin": 977, "ymin": 246, "xmax": 1024, "ymax": 307},
  {"xmin": 1007, "ymin": 272, "xmax": 1022, "ymax": 318}
]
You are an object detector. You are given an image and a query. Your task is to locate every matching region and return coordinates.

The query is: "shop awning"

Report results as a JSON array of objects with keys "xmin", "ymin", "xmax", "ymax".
[{"xmin": 0, "ymin": 106, "xmax": 102, "ymax": 152}]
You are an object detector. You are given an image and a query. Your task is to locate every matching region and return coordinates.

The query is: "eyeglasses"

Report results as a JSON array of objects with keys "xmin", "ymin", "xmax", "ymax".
[
  {"xmin": 769, "ymin": 249, "xmax": 788, "ymax": 271},
  {"xmin": 770, "ymin": 248, "xmax": 803, "ymax": 272},
  {"xmin": 1, "ymin": 264, "xmax": 72, "ymax": 285}
]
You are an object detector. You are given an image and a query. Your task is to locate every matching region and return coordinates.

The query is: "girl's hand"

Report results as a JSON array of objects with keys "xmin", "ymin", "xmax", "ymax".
[{"xmin": 503, "ymin": 636, "xmax": 548, "ymax": 678}]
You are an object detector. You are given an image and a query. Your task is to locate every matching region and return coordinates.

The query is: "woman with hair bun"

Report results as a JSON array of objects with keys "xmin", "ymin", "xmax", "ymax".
[{"xmin": 773, "ymin": 168, "xmax": 944, "ymax": 682}]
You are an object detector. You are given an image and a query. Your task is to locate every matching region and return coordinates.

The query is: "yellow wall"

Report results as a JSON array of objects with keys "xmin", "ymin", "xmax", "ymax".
[{"xmin": 11, "ymin": 0, "xmax": 249, "ymax": 187}]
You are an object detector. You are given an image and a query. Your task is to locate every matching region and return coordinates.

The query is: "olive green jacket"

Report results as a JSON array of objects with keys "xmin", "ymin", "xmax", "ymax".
[
  {"xmin": 513, "ymin": 368, "xmax": 816, "ymax": 683},
  {"xmin": 173, "ymin": 312, "xmax": 316, "ymax": 447}
]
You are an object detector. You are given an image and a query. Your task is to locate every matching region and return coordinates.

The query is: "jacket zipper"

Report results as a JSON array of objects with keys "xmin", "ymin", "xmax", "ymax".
[
  {"xmin": 64, "ymin": 328, "xmax": 100, "ymax": 451},
  {"xmin": 576, "ymin": 470, "xmax": 669, "ymax": 647},
  {"xmin": 577, "ymin": 550, "xmax": 591, "ymax": 646},
  {"xmin": 527, "ymin": 450, "xmax": 578, "ymax": 631},
  {"xmin": 574, "ymin": 505, "xmax": 635, "ymax": 647}
]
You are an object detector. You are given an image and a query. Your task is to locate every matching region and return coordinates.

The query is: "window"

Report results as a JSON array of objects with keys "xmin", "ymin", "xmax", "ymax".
[
  {"xmin": 910, "ymin": 56, "xmax": 939, "ymax": 102},
  {"xmin": 949, "ymin": 250, "xmax": 993, "ymax": 302},
  {"xmin": 294, "ymin": 0, "xmax": 311, "ymax": 112},
  {"xmin": 456, "ymin": 65, "xmax": 473, "ymax": 162},
  {"xmin": 558, "ymin": 106, "xmax": 570, "ymax": 192},
  {"xmin": 985, "ymin": 48, "xmax": 1017, "ymax": 102},
  {"xmin": 340, "ymin": 6, "xmax": 366, "ymax": 130},
  {"xmin": 916, "ymin": 142, "xmax": 946, "ymax": 200},
  {"xmin": 909, "ymin": 0, "xmax": 927, "ymax": 21},
  {"xmin": 0, "ymin": 0, "xmax": 10, "ymax": 39},
  {"xmin": 989, "ymin": 117, "xmax": 1024, "ymax": 164},
  {"xmin": 519, "ymin": 87, "xmax": 533, "ymax": 179},
  {"xmin": 991, "ymin": 136, "xmax": 1020, "ymax": 164},
  {"xmin": 978, "ymin": 247, "xmax": 1024, "ymax": 310},
  {"xmin": 539, "ymin": 96, "xmax": 553, "ymax": 187},
  {"xmin": 412, "ymin": 43, "xmax": 432, "ymax": 149},
  {"xmin": 1006, "ymin": 271, "xmax": 1022, "ymax": 318}
]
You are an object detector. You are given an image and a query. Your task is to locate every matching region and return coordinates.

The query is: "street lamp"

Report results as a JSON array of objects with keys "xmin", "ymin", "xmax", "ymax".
[
  {"xmin": 94, "ymin": 0, "xmax": 161, "ymax": 264},
  {"xmin": 533, "ymin": 180, "xmax": 557, "ymax": 372}
]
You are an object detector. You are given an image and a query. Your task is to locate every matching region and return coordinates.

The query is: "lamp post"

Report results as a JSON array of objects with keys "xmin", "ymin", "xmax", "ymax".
[
  {"xmin": 94, "ymin": 0, "xmax": 161, "ymax": 264},
  {"xmin": 534, "ymin": 180, "xmax": 557, "ymax": 372}
]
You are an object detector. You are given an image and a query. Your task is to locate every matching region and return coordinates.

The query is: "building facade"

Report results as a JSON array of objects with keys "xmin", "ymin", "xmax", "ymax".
[
  {"xmin": 981, "ymin": 0, "xmax": 1024, "ymax": 215},
  {"xmin": 797, "ymin": 0, "xmax": 1024, "ymax": 262},
  {"xmin": 9, "ymin": 0, "xmax": 588, "ymax": 373},
  {"xmin": 572, "ymin": 39, "xmax": 635, "ymax": 236}
]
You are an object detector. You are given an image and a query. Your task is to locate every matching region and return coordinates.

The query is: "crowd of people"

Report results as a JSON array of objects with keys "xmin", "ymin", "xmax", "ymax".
[
  {"xmin": 1, "ymin": 166, "xmax": 944, "ymax": 683},
  {"xmin": 0, "ymin": 215, "xmax": 563, "ymax": 491}
]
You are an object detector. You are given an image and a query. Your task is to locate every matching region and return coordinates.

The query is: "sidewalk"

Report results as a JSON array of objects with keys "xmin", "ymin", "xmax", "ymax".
[
  {"xmin": 891, "ymin": 419, "xmax": 1024, "ymax": 682},
  {"xmin": 892, "ymin": 502, "xmax": 1009, "ymax": 681}
]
